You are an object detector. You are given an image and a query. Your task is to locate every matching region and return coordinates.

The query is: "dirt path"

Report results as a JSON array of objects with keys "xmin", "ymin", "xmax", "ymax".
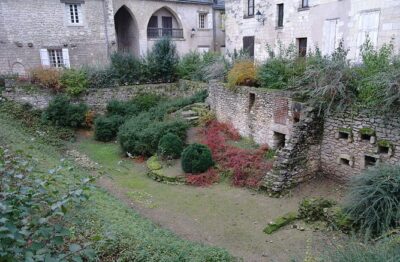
[{"xmin": 72, "ymin": 139, "xmax": 347, "ymax": 262}]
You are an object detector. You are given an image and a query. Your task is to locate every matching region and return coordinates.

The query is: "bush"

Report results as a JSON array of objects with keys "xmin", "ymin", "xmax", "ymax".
[
  {"xmin": 227, "ymin": 60, "xmax": 257, "ymax": 87},
  {"xmin": 84, "ymin": 67, "xmax": 117, "ymax": 89},
  {"xmin": 106, "ymin": 100, "xmax": 140, "ymax": 117},
  {"xmin": 132, "ymin": 93, "xmax": 162, "ymax": 112},
  {"xmin": 181, "ymin": 143, "xmax": 214, "ymax": 174},
  {"xmin": 110, "ymin": 52, "xmax": 145, "ymax": 85},
  {"xmin": 186, "ymin": 169, "xmax": 220, "ymax": 187},
  {"xmin": 60, "ymin": 69, "xmax": 89, "ymax": 96},
  {"xmin": 158, "ymin": 133, "xmax": 184, "ymax": 159},
  {"xmin": 30, "ymin": 67, "xmax": 62, "ymax": 91},
  {"xmin": 94, "ymin": 115, "xmax": 125, "ymax": 142},
  {"xmin": 146, "ymin": 38, "xmax": 179, "ymax": 83},
  {"xmin": 42, "ymin": 95, "xmax": 88, "ymax": 128},
  {"xmin": 344, "ymin": 164, "xmax": 400, "ymax": 237},
  {"xmin": 177, "ymin": 51, "xmax": 202, "ymax": 80},
  {"xmin": 118, "ymin": 117, "xmax": 188, "ymax": 156}
]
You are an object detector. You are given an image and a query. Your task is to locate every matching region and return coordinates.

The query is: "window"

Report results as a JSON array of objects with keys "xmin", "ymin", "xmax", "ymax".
[
  {"xmin": 162, "ymin": 16, "xmax": 173, "ymax": 37},
  {"xmin": 323, "ymin": 19, "xmax": 339, "ymax": 55},
  {"xmin": 277, "ymin": 4, "xmax": 284, "ymax": 27},
  {"xmin": 273, "ymin": 132, "xmax": 286, "ymax": 150},
  {"xmin": 301, "ymin": 0, "xmax": 309, "ymax": 8},
  {"xmin": 297, "ymin": 37, "xmax": 307, "ymax": 57},
  {"xmin": 199, "ymin": 13, "xmax": 207, "ymax": 29},
  {"xmin": 249, "ymin": 93, "xmax": 255, "ymax": 111},
  {"xmin": 40, "ymin": 49, "xmax": 70, "ymax": 68},
  {"xmin": 148, "ymin": 16, "xmax": 158, "ymax": 28},
  {"xmin": 340, "ymin": 158, "xmax": 350, "ymax": 166},
  {"xmin": 248, "ymin": 0, "xmax": 255, "ymax": 17},
  {"xmin": 356, "ymin": 10, "xmax": 380, "ymax": 59},
  {"xmin": 243, "ymin": 36, "xmax": 255, "ymax": 58},
  {"xmin": 68, "ymin": 4, "xmax": 81, "ymax": 24},
  {"xmin": 364, "ymin": 155, "xmax": 378, "ymax": 167}
]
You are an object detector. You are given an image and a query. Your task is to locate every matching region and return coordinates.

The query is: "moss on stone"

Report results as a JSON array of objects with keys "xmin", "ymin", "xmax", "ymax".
[
  {"xmin": 359, "ymin": 127, "xmax": 376, "ymax": 136},
  {"xmin": 378, "ymin": 140, "xmax": 393, "ymax": 149},
  {"xmin": 338, "ymin": 127, "xmax": 352, "ymax": 134},
  {"xmin": 298, "ymin": 197, "xmax": 336, "ymax": 222},
  {"xmin": 263, "ymin": 212, "xmax": 298, "ymax": 234}
]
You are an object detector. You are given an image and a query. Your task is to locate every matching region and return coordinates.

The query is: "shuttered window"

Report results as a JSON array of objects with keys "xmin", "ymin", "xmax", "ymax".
[{"xmin": 243, "ymin": 36, "xmax": 255, "ymax": 58}]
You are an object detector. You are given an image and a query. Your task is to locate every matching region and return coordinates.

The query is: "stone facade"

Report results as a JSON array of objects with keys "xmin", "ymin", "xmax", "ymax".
[
  {"xmin": 320, "ymin": 113, "xmax": 400, "ymax": 181},
  {"xmin": 0, "ymin": 0, "xmax": 225, "ymax": 74},
  {"xmin": 2, "ymin": 80, "xmax": 207, "ymax": 112},
  {"xmin": 225, "ymin": 0, "xmax": 400, "ymax": 61},
  {"xmin": 207, "ymin": 82, "xmax": 400, "ymax": 192}
]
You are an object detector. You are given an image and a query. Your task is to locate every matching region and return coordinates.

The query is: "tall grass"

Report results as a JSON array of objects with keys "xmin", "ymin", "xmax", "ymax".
[{"xmin": 343, "ymin": 164, "xmax": 400, "ymax": 237}]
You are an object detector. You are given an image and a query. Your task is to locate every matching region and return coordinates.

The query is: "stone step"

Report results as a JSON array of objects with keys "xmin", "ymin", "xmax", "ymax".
[{"xmin": 181, "ymin": 110, "xmax": 198, "ymax": 117}]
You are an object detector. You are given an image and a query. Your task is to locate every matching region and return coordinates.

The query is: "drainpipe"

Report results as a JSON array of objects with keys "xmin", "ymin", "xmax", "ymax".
[
  {"xmin": 102, "ymin": 0, "xmax": 111, "ymax": 59},
  {"xmin": 212, "ymin": 5, "xmax": 217, "ymax": 52}
]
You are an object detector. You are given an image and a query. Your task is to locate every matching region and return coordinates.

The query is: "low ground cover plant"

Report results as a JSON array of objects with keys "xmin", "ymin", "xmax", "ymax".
[
  {"xmin": 200, "ymin": 120, "xmax": 273, "ymax": 188},
  {"xmin": 0, "ymin": 147, "xmax": 94, "ymax": 261}
]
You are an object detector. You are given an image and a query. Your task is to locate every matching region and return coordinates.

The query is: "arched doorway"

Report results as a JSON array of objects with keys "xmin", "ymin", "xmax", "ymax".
[
  {"xmin": 147, "ymin": 7, "xmax": 183, "ymax": 39},
  {"xmin": 114, "ymin": 6, "xmax": 139, "ymax": 56}
]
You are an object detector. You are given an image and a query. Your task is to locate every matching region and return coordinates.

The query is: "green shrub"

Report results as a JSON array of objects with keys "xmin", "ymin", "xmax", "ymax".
[
  {"xmin": 106, "ymin": 100, "xmax": 140, "ymax": 117},
  {"xmin": 181, "ymin": 143, "xmax": 214, "ymax": 173},
  {"xmin": 118, "ymin": 116, "xmax": 188, "ymax": 156},
  {"xmin": 177, "ymin": 51, "xmax": 202, "ymax": 80},
  {"xmin": 132, "ymin": 93, "xmax": 162, "ymax": 112},
  {"xmin": 84, "ymin": 67, "xmax": 117, "ymax": 89},
  {"xmin": 110, "ymin": 52, "xmax": 145, "ymax": 85},
  {"xmin": 344, "ymin": 164, "xmax": 400, "ymax": 237},
  {"xmin": 60, "ymin": 69, "xmax": 89, "ymax": 96},
  {"xmin": 146, "ymin": 38, "xmax": 179, "ymax": 83},
  {"xmin": 94, "ymin": 115, "xmax": 125, "ymax": 142},
  {"xmin": 42, "ymin": 95, "xmax": 88, "ymax": 128},
  {"xmin": 158, "ymin": 133, "xmax": 184, "ymax": 159}
]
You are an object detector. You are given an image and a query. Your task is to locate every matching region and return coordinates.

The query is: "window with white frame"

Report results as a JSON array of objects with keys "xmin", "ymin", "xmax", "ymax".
[
  {"xmin": 356, "ymin": 10, "xmax": 380, "ymax": 60},
  {"xmin": 199, "ymin": 13, "xmax": 207, "ymax": 29},
  {"xmin": 40, "ymin": 49, "xmax": 70, "ymax": 68},
  {"xmin": 49, "ymin": 49, "xmax": 64, "ymax": 68},
  {"xmin": 67, "ymin": 3, "xmax": 81, "ymax": 24}
]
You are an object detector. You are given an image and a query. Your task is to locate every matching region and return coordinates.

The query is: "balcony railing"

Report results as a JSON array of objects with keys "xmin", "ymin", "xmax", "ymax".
[{"xmin": 147, "ymin": 27, "xmax": 184, "ymax": 39}]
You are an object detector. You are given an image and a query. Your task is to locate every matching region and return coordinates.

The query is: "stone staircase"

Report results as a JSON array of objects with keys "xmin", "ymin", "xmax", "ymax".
[{"xmin": 174, "ymin": 102, "xmax": 209, "ymax": 123}]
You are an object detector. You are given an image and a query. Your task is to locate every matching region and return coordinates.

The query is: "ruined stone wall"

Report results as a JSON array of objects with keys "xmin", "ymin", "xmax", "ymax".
[
  {"xmin": 207, "ymin": 81, "xmax": 322, "ymax": 192},
  {"xmin": 320, "ymin": 113, "xmax": 400, "ymax": 181},
  {"xmin": 2, "ymin": 80, "xmax": 207, "ymax": 112},
  {"xmin": 207, "ymin": 81, "xmax": 303, "ymax": 147}
]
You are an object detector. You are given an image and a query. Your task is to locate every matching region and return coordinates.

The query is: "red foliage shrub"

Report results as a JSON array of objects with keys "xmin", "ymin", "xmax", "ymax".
[
  {"xmin": 200, "ymin": 120, "xmax": 274, "ymax": 189},
  {"xmin": 186, "ymin": 169, "xmax": 220, "ymax": 187}
]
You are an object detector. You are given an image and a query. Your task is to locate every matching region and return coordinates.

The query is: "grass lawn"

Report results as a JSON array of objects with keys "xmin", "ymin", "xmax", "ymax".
[
  {"xmin": 77, "ymin": 137, "xmax": 346, "ymax": 261},
  {"xmin": 0, "ymin": 112, "xmax": 234, "ymax": 261}
]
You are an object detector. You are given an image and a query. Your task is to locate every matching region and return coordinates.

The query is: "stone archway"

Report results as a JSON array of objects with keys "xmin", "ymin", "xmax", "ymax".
[
  {"xmin": 114, "ymin": 5, "xmax": 139, "ymax": 56},
  {"xmin": 146, "ymin": 7, "xmax": 184, "ymax": 39}
]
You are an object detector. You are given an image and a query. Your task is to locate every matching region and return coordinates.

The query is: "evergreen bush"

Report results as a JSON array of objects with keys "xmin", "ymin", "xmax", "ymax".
[
  {"xmin": 42, "ymin": 95, "xmax": 88, "ymax": 128},
  {"xmin": 106, "ymin": 100, "xmax": 140, "ymax": 117},
  {"xmin": 146, "ymin": 38, "xmax": 179, "ymax": 83},
  {"xmin": 181, "ymin": 143, "xmax": 214, "ymax": 174},
  {"xmin": 94, "ymin": 115, "xmax": 125, "ymax": 142},
  {"xmin": 177, "ymin": 51, "xmax": 202, "ymax": 80},
  {"xmin": 158, "ymin": 133, "xmax": 184, "ymax": 159},
  {"xmin": 110, "ymin": 52, "xmax": 145, "ymax": 85}
]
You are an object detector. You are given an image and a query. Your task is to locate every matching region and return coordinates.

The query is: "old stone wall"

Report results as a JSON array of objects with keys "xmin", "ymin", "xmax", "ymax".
[
  {"xmin": 2, "ymin": 80, "xmax": 207, "ymax": 112},
  {"xmin": 0, "ymin": 0, "xmax": 116, "ymax": 74},
  {"xmin": 207, "ymin": 81, "xmax": 321, "ymax": 192},
  {"xmin": 207, "ymin": 81, "xmax": 303, "ymax": 147},
  {"xmin": 320, "ymin": 113, "xmax": 400, "ymax": 181}
]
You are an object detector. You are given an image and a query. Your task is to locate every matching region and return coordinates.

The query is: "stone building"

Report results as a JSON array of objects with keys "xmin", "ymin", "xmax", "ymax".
[
  {"xmin": 225, "ymin": 0, "xmax": 400, "ymax": 61},
  {"xmin": 0, "ymin": 0, "xmax": 225, "ymax": 75}
]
